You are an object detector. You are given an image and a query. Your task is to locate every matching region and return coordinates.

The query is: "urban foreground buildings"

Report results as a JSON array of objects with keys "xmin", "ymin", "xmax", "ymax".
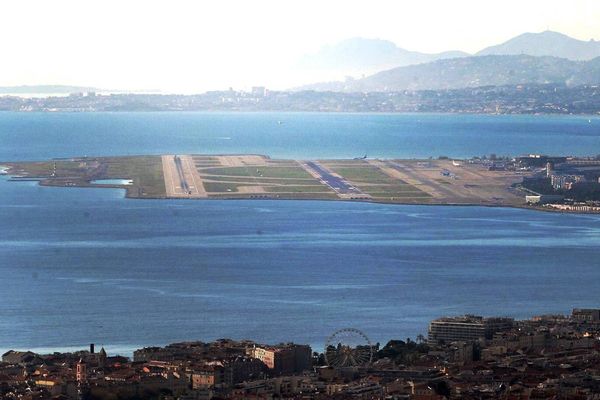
[{"xmin": 2, "ymin": 309, "xmax": 600, "ymax": 399}]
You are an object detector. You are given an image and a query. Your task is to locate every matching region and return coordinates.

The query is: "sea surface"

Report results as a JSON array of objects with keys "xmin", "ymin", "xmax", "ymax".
[
  {"xmin": 1, "ymin": 112, "xmax": 599, "ymax": 161},
  {"xmin": 1, "ymin": 112, "xmax": 600, "ymax": 356}
]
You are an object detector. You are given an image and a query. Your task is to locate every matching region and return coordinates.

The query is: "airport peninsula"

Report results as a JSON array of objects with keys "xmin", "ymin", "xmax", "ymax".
[{"xmin": 3, "ymin": 154, "xmax": 600, "ymax": 212}]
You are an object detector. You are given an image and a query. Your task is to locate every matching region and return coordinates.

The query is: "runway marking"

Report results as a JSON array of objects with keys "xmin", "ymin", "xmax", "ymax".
[
  {"xmin": 162, "ymin": 155, "xmax": 207, "ymax": 198},
  {"xmin": 301, "ymin": 161, "xmax": 370, "ymax": 199},
  {"xmin": 180, "ymin": 155, "xmax": 207, "ymax": 197}
]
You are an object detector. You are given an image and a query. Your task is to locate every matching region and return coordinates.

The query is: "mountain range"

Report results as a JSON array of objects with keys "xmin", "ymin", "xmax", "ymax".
[
  {"xmin": 5, "ymin": 31, "xmax": 600, "ymax": 95},
  {"xmin": 298, "ymin": 55, "xmax": 600, "ymax": 92},
  {"xmin": 477, "ymin": 30, "xmax": 600, "ymax": 60},
  {"xmin": 297, "ymin": 37, "xmax": 468, "ymax": 76},
  {"xmin": 296, "ymin": 31, "xmax": 600, "ymax": 92}
]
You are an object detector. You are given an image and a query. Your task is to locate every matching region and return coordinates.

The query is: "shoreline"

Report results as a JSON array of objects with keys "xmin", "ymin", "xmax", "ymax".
[
  {"xmin": 4, "ymin": 154, "xmax": 599, "ymax": 215},
  {"xmin": 5, "ymin": 174, "xmax": 597, "ymax": 215},
  {"xmin": 1, "ymin": 109, "xmax": 600, "ymax": 117}
]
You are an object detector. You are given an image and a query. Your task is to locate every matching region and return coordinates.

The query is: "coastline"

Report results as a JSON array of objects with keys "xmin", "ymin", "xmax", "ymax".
[
  {"xmin": 3, "ymin": 153, "xmax": 599, "ymax": 214},
  {"xmin": 6, "ymin": 172, "xmax": 598, "ymax": 215}
]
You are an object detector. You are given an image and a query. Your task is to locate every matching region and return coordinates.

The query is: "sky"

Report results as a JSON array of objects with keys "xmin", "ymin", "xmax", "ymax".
[{"xmin": 1, "ymin": 0, "xmax": 600, "ymax": 93}]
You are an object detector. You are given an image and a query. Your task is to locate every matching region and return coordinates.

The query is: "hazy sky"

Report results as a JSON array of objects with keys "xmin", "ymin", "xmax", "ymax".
[{"xmin": 1, "ymin": 0, "xmax": 600, "ymax": 92}]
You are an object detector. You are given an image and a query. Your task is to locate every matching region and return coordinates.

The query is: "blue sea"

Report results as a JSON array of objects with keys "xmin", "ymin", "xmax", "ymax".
[
  {"xmin": 1, "ymin": 112, "xmax": 599, "ymax": 161},
  {"xmin": 1, "ymin": 112, "xmax": 600, "ymax": 356}
]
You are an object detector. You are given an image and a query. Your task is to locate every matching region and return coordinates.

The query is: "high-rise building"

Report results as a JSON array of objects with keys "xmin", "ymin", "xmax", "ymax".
[{"xmin": 428, "ymin": 315, "xmax": 513, "ymax": 345}]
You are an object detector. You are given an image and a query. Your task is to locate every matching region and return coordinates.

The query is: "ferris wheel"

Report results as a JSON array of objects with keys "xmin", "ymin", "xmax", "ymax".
[{"xmin": 324, "ymin": 328, "xmax": 373, "ymax": 367}]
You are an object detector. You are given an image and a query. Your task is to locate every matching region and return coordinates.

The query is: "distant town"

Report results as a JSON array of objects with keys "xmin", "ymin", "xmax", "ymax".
[
  {"xmin": 3, "ymin": 308, "xmax": 600, "ymax": 399},
  {"xmin": 1, "ymin": 84, "xmax": 600, "ymax": 114}
]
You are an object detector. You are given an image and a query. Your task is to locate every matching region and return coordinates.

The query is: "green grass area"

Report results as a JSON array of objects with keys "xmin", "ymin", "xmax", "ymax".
[
  {"xmin": 203, "ymin": 181, "xmax": 244, "ymax": 193},
  {"xmin": 368, "ymin": 192, "xmax": 431, "ymax": 198},
  {"xmin": 203, "ymin": 181, "xmax": 333, "ymax": 194},
  {"xmin": 195, "ymin": 163, "xmax": 222, "ymax": 168},
  {"xmin": 102, "ymin": 156, "xmax": 165, "ymax": 197},
  {"xmin": 5, "ymin": 156, "xmax": 443, "ymax": 203},
  {"xmin": 264, "ymin": 185, "xmax": 333, "ymax": 193},
  {"xmin": 5, "ymin": 156, "xmax": 166, "ymax": 198},
  {"xmin": 323, "ymin": 164, "xmax": 430, "ymax": 198},
  {"xmin": 319, "ymin": 161, "xmax": 435, "ymax": 201},
  {"xmin": 202, "ymin": 166, "xmax": 313, "ymax": 179},
  {"xmin": 208, "ymin": 192, "xmax": 339, "ymax": 200},
  {"xmin": 275, "ymin": 192, "xmax": 339, "ymax": 200},
  {"xmin": 360, "ymin": 185, "xmax": 430, "ymax": 198},
  {"xmin": 266, "ymin": 160, "xmax": 299, "ymax": 165},
  {"xmin": 7, "ymin": 160, "xmax": 86, "ymax": 178},
  {"xmin": 327, "ymin": 165, "xmax": 399, "ymax": 184},
  {"xmin": 359, "ymin": 185, "xmax": 419, "ymax": 192},
  {"xmin": 200, "ymin": 175, "xmax": 316, "ymax": 184}
]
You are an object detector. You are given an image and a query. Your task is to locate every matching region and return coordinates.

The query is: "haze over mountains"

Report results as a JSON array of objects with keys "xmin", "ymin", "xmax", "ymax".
[
  {"xmin": 298, "ymin": 55, "xmax": 600, "ymax": 92},
  {"xmin": 0, "ymin": 85, "xmax": 160, "ymax": 96},
  {"xmin": 296, "ymin": 31, "xmax": 600, "ymax": 92},
  {"xmin": 477, "ymin": 30, "xmax": 600, "ymax": 60},
  {"xmin": 297, "ymin": 38, "xmax": 468, "ymax": 78},
  {"xmin": 0, "ymin": 85, "xmax": 100, "ymax": 95},
  {"xmin": 4, "ymin": 31, "xmax": 600, "ymax": 95}
]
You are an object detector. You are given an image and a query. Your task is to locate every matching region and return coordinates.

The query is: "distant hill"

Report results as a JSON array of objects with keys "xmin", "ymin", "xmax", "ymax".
[
  {"xmin": 297, "ymin": 37, "xmax": 468, "ymax": 78},
  {"xmin": 296, "ymin": 55, "xmax": 600, "ymax": 92},
  {"xmin": 569, "ymin": 57, "xmax": 600, "ymax": 86},
  {"xmin": 477, "ymin": 31, "xmax": 600, "ymax": 61},
  {"xmin": 0, "ymin": 85, "xmax": 100, "ymax": 94},
  {"xmin": 294, "ymin": 31, "xmax": 600, "ymax": 91}
]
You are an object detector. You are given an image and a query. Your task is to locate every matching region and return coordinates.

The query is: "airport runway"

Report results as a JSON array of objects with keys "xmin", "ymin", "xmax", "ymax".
[
  {"xmin": 162, "ymin": 155, "xmax": 207, "ymax": 198},
  {"xmin": 303, "ymin": 161, "xmax": 366, "ymax": 197}
]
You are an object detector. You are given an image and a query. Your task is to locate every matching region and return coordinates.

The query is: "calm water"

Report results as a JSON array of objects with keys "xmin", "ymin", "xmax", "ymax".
[
  {"xmin": 1, "ymin": 112, "xmax": 600, "ymax": 356},
  {"xmin": 0, "ymin": 112, "xmax": 599, "ymax": 160}
]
